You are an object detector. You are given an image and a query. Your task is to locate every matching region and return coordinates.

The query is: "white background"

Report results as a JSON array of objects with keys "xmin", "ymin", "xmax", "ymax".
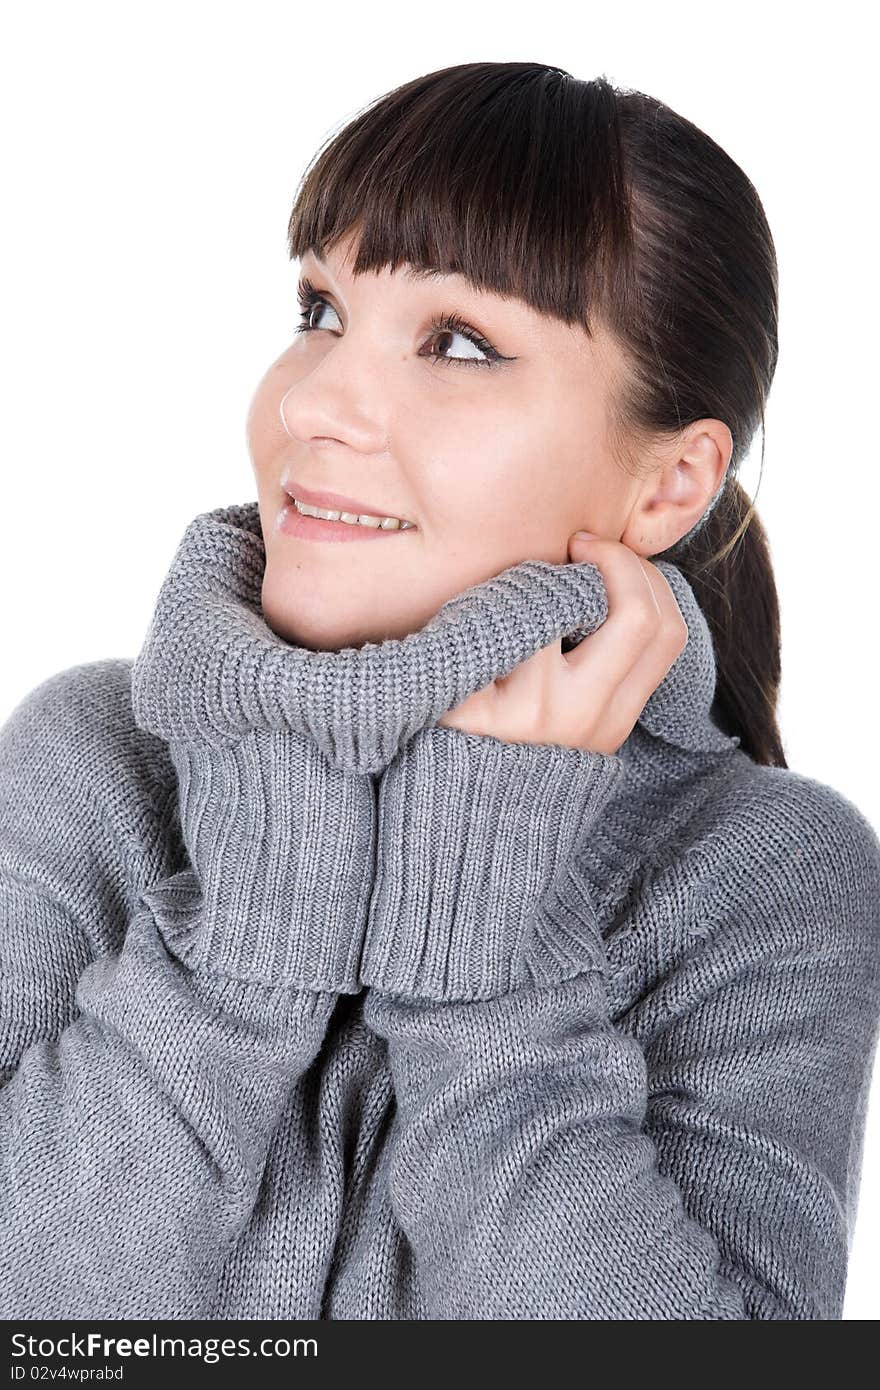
[{"xmin": 1, "ymin": 0, "xmax": 877, "ymax": 1318}]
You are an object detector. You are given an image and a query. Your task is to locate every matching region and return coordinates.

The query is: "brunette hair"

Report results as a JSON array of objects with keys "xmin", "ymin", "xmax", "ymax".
[{"xmin": 287, "ymin": 62, "xmax": 784, "ymax": 767}]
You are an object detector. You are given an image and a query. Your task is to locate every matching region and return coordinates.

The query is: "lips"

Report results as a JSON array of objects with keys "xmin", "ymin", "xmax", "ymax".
[{"xmin": 282, "ymin": 478, "xmax": 415, "ymax": 527}]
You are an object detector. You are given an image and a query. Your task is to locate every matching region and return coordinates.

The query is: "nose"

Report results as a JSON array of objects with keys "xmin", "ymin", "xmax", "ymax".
[{"xmin": 278, "ymin": 361, "xmax": 390, "ymax": 456}]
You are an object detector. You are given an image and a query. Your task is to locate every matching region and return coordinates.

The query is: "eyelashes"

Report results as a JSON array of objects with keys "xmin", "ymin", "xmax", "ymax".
[{"xmin": 294, "ymin": 277, "xmax": 511, "ymax": 370}]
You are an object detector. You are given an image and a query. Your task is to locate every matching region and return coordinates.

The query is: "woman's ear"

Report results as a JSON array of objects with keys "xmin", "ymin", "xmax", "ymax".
[{"xmin": 620, "ymin": 421, "xmax": 731, "ymax": 556}]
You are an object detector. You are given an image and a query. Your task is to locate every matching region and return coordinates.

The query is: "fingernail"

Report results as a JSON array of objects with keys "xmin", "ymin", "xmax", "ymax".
[{"xmin": 572, "ymin": 531, "xmax": 597, "ymax": 543}]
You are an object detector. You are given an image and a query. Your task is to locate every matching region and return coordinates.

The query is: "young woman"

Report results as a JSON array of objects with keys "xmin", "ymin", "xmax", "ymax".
[{"xmin": 2, "ymin": 61, "xmax": 878, "ymax": 1321}]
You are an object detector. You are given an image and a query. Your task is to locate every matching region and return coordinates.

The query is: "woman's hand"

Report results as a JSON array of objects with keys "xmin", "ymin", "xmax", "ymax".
[{"xmin": 436, "ymin": 532, "xmax": 689, "ymax": 756}]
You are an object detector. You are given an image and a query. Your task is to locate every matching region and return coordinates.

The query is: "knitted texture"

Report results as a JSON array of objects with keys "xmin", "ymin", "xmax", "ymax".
[
  {"xmin": 1, "ymin": 497, "xmax": 879, "ymax": 1320},
  {"xmin": 129, "ymin": 501, "xmax": 738, "ymax": 773}
]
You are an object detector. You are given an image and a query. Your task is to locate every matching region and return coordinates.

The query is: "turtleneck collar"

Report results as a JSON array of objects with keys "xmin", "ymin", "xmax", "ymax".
[{"xmin": 130, "ymin": 499, "xmax": 741, "ymax": 777}]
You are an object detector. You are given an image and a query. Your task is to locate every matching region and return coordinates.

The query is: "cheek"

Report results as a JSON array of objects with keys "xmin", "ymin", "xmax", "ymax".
[
  {"xmin": 410, "ymin": 378, "xmax": 517, "ymax": 462},
  {"xmin": 411, "ymin": 394, "xmax": 575, "ymax": 545}
]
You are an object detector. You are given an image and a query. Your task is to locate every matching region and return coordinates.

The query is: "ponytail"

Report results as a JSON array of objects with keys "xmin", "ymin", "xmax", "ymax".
[{"xmin": 671, "ymin": 479, "xmax": 786, "ymax": 768}]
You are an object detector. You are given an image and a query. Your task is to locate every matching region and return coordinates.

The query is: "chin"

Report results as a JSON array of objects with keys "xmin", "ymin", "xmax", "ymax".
[
  {"xmin": 260, "ymin": 568, "xmax": 382, "ymax": 651},
  {"xmin": 260, "ymin": 541, "xmax": 452, "ymax": 648}
]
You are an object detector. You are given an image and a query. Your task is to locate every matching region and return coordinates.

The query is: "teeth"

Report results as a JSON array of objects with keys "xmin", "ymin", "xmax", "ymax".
[{"xmin": 292, "ymin": 498, "xmax": 414, "ymax": 530}]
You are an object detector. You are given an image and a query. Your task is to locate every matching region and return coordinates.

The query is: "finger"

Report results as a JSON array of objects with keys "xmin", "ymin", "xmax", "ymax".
[
  {"xmin": 605, "ymin": 559, "xmax": 689, "ymax": 720},
  {"xmin": 562, "ymin": 540, "xmax": 662, "ymax": 701},
  {"xmin": 637, "ymin": 559, "xmax": 689, "ymax": 656}
]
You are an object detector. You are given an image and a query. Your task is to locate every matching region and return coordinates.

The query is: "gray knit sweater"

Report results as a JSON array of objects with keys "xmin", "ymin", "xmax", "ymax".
[{"xmin": 2, "ymin": 498, "xmax": 879, "ymax": 1320}]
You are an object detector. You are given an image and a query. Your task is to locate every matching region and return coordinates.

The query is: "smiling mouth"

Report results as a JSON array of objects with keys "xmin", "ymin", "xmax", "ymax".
[{"xmin": 287, "ymin": 496, "xmax": 416, "ymax": 531}]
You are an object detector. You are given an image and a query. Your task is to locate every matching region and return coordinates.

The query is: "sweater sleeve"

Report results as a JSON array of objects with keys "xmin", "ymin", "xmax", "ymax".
[
  {"xmin": 0, "ymin": 668, "xmax": 376, "ymax": 1319},
  {"xmin": 359, "ymin": 725, "xmax": 880, "ymax": 1319}
]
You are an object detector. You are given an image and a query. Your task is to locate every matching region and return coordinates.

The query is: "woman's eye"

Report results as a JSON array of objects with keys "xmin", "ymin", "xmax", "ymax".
[
  {"xmin": 294, "ymin": 280, "xmax": 511, "ymax": 371},
  {"xmin": 421, "ymin": 326, "xmax": 494, "ymax": 367},
  {"xmin": 298, "ymin": 297, "xmax": 341, "ymax": 333}
]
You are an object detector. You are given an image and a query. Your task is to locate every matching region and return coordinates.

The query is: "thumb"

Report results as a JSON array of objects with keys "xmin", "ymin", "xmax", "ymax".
[{"xmin": 569, "ymin": 530, "xmax": 597, "ymax": 559}]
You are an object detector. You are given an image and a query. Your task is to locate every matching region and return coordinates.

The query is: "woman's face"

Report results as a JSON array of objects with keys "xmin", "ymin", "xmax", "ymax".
[{"xmin": 247, "ymin": 226, "xmax": 645, "ymax": 650}]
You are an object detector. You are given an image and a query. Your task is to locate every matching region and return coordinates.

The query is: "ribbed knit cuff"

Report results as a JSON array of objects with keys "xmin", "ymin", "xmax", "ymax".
[
  {"xmin": 360, "ymin": 724, "xmax": 624, "ymax": 1001},
  {"xmin": 157, "ymin": 729, "xmax": 375, "ymax": 991}
]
